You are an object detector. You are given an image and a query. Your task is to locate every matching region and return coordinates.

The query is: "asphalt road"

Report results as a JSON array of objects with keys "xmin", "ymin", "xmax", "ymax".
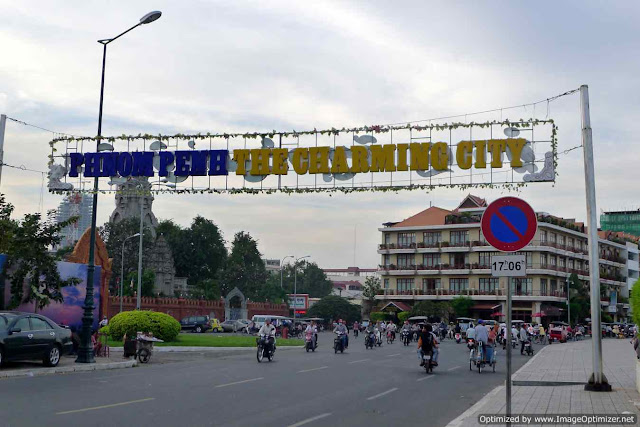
[{"xmin": 0, "ymin": 332, "xmax": 531, "ymax": 427}]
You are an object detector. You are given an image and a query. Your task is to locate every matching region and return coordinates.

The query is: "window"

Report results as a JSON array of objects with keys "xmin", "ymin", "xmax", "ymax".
[
  {"xmin": 478, "ymin": 252, "xmax": 492, "ymax": 267},
  {"xmin": 449, "ymin": 278, "xmax": 469, "ymax": 292},
  {"xmin": 397, "ymin": 278, "xmax": 414, "ymax": 292},
  {"xmin": 397, "ymin": 254, "xmax": 414, "ymax": 268},
  {"xmin": 540, "ymin": 230, "xmax": 547, "ymax": 243},
  {"xmin": 550, "ymin": 233, "xmax": 557, "ymax": 243},
  {"xmin": 540, "ymin": 254, "xmax": 547, "ymax": 267},
  {"xmin": 540, "ymin": 278, "xmax": 548, "ymax": 295},
  {"xmin": 383, "ymin": 254, "xmax": 390, "ymax": 266},
  {"xmin": 30, "ymin": 317, "xmax": 52, "ymax": 330},
  {"xmin": 384, "ymin": 279, "xmax": 389, "ymax": 289},
  {"xmin": 384, "ymin": 233, "xmax": 391, "ymax": 244},
  {"xmin": 559, "ymin": 257, "xmax": 566, "ymax": 268},
  {"xmin": 479, "ymin": 278, "xmax": 499, "ymax": 293},
  {"xmin": 423, "ymin": 232, "xmax": 441, "ymax": 246},
  {"xmin": 423, "ymin": 254, "xmax": 440, "ymax": 268},
  {"xmin": 422, "ymin": 278, "xmax": 441, "ymax": 290},
  {"xmin": 550, "ymin": 256, "xmax": 557, "ymax": 266},
  {"xmin": 559, "ymin": 235, "xmax": 566, "ymax": 246},
  {"xmin": 450, "ymin": 231, "xmax": 469, "ymax": 245},
  {"xmin": 13, "ymin": 317, "xmax": 31, "ymax": 331},
  {"xmin": 398, "ymin": 233, "xmax": 415, "ymax": 247},
  {"xmin": 569, "ymin": 237, "xmax": 575, "ymax": 249},
  {"xmin": 510, "ymin": 278, "xmax": 532, "ymax": 295},
  {"xmin": 550, "ymin": 279, "xmax": 558, "ymax": 294},
  {"xmin": 568, "ymin": 259, "xmax": 575, "ymax": 270},
  {"xmin": 514, "ymin": 251, "xmax": 533, "ymax": 268},
  {"xmin": 449, "ymin": 253, "xmax": 468, "ymax": 267}
]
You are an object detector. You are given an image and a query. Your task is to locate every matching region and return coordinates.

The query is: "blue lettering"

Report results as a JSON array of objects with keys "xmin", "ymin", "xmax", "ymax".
[
  {"xmin": 69, "ymin": 153, "xmax": 84, "ymax": 177},
  {"xmin": 208, "ymin": 150, "xmax": 228, "ymax": 176},
  {"xmin": 84, "ymin": 153, "xmax": 100, "ymax": 177},
  {"xmin": 132, "ymin": 152, "xmax": 154, "ymax": 177},
  {"xmin": 101, "ymin": 152, "xmax": 117, "ymax": 177},
  {"xmin": 175, "ymin": 150, "xmax": 191, "ymax": 176},
  {"xmin": 117, "ymin": 152, "xmax": 133, "ymax": 177},
  {"xmin": 159, "ymin": 152, "xmax": 174, "ymax": 177},
  {"xmin": 190, "ymin": 151, "xmax": 208, "ymax": 176}
]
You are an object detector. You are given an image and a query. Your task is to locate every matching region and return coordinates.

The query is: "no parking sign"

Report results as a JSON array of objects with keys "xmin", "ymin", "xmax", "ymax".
[{"xmin": 481, "ymin": 197, "xmax": 537, "ymax": 252}]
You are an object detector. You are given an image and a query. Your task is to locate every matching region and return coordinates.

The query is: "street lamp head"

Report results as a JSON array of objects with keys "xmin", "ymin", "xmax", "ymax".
[
  {"xmin": 133, "ymin": 233, "xmax": 141, "ymax": 237},
  {"xmin": 140, "ymin": 11, "xmax": 162, "ymax": 24}
]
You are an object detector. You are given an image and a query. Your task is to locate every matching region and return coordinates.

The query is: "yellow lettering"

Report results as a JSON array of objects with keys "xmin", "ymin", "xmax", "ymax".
[
  {"xmin": 330, "ymin": 146, "xmax": 350, "ymax": 174},
  {"xmin": 431, "ymin": 142, "xmax": 449, "ymax": 171},
  {"xmin": 487, "ymin": 139, "xmax": 507, "ymax": 168},
  {"xmin": 292, "ymin": 148, "xmax": 308, "ymax": 174},
  {"xmin": 474, "ymin": 140, "xmax": 487, "ymax": 168},
  {"xmin": 250, "ymin": 148, "xmax": 271, "ymax": 175},
  {"xmin": 456, "ymin": 141, "xmax": 473, "ymax": 170},
  {"xmin": 409, "ymin": 143, "xmax": 430, "ymax": 171},
  {"xmin": 396, "ymin": 143, "xmax": 409, "ymax": 171},
  {"xmin": 272, "ymin": 148, "xmax": 288, "ymax": 175},
  {"xmin": 308, "ymin": 147, "xmax": 330, "ymax": 174},
  {"xmin": 506, "ymin": 138, "xmax": 527, "ymax": 168},
  {"xmin": 232, "ymin": 149, "xmax": 250, "ymax": 175},
  {"xmin": 350, "ymin": 146, "xmax": 370, "ymax": 173},
  {"xmin": 369, "ymin": 144, "xmax": 397, "ymax": 172}
]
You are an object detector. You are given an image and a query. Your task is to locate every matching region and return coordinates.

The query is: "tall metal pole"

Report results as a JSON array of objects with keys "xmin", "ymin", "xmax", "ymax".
[
  {"xmin": 76, "ymin": 43, "xmax": 108, "ymax": 364},
  {"xmin": 567, "ymin": 277, "xmax": 571, "ymax": 326},
  {"xmin": 120, "ymin": 239, "xmax": 125, "ymax": 313},
  {"xmin": 293, "ymin": 260, "xmax": 298, "ymax": 319},
  {"xmin": 581, "ymin": 84, "xmax": 611, "ymax": 391},
  {"xmin": 0, "ymin": 114, "xmax": 6, "ymax": 187},
  {"xmin": 506, "ymin": 278, "xmax": 512, "ymax": 420},
  {"xmin": 137, "ymin": 189, "xmax": 144, "ymax": 309}
]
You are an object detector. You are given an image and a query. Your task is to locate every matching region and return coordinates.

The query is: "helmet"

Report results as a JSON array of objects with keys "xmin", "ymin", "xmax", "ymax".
[
  {"xmin": 478, "ymin": 319, "xmax": 484, "ymax": 324},
  {"xmin": 265, "ymin": 318, "xmax": 272, "ymax": 323}
]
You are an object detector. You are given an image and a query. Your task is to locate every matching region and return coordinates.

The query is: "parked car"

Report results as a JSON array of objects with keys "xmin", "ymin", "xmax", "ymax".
[
  {"xmin": 0, "ymin": 312, "xmax": 73, "ymax": 367},
  {"xmin": 180, "ymin": 315, "xmax": 211, "ymax": 333},
  {"xmin": 221, "ymin": 319, "xmax": 249, "ymax": 333},
  {"xmin": 210, "ymin": 318, "xmax": 223, "ymax": 333}
]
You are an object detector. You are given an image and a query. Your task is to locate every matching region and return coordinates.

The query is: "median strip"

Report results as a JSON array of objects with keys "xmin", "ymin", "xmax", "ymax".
[
  {"xmin": 56, "ymin": 398, "xmax": 155, "ymax": 415},
  {"xmin": 366, "ymin": 387, "xmax": 398, "ymax": 401},
  {"xmin": 286, "ymin": 413, "xmax": 332, "ymax": 427},
  {"xmin": 214, "ymin": 377, "xmax": 264, "ymax": 388},
  {"xmin": 297, "ymin": 366, "xmax": 328, "ymax": 373}
]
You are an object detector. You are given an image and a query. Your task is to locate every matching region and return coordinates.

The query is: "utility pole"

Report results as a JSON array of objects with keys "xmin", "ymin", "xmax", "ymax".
[{"xmin": 0, "ymin": 114, "xmax": 6, "ymax": 186}]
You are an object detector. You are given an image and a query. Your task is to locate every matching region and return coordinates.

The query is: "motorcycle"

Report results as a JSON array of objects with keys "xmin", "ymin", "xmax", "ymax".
[
  {"xmin": 524, "ymin": 338, "xmax": 534, "ymax": 356},
  {"xmin": 353, "ymin": 328, "xmax": 359, "ymax": 338},
  {"xmin": 365, "ymin": 331, "xmax": 375, "ymax": 349},
  {"xmin": 402, "ymin": 330, "xmax": 411, "ymax": 346},
  {"xmin": 422, "ymin": 350, "xmax": 435, "ymax": 374},
  {"xmin": 455, "ymin": 333, "xmax": 462, "ymax": 344},
  {"xmin": 511, "ymin": 336, "xmax": 517, "ymax": 349},
  {"xmin": 334, "ymin": 331, "xmax": 346, "ymax": 354},
  {"xmin": 256, "ymin": 334, "xmax": 274, "ymax": 363},
  {"xmin": 375, "ymin": 330, "xmax": 383, "ymax": 347},
  {"xmin": 386, "ymin": 330, "xmax": 395, "ymax": 344},
  {"xmin": 305, "ymin": 332, "xmax": 316, "ymax": 352}
]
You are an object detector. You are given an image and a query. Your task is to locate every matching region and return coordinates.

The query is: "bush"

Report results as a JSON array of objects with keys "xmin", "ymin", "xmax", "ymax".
[
  {"xmin": 398, "ymin": 312, "xmax": 411, "ymax": 323},
  {"xmin": 632, "ymin": 278, "xmax": 640, "ymax": 326},
  {"xmin": 369, "ymin": 312, "xmax": 387, "ymax": 323},
  {"xmin": 107, "ymin": 311, "xmax": 181, "ymax": 342}
]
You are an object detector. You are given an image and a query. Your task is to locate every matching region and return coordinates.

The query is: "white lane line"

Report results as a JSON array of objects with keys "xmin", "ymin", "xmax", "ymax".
[
  {"xmin": 348, "ymin": 359, "xmax": 370, "ymax": 364},
  {"xmin": 417, "ymin": 375, "xmax": 435, "ymax": 382},
  {"xmin": 447, "ymin": 366, "xmax": 461, "ymax": 372},
  {"xmin": 385, "ymin": 353, "xmax": 401, "ymax": 357},
  {"xmin": 286, "ymin": 412, "xmax": 332, "ymax": 427},
  {"xmin": 297, "ymin": 366, "xmax": 328, "ymax": 373},
  {"xmin": 214, "ymin": 377, "xmax": 264, "ymax": 388},
  {"xmin": 56, "ymin": 398, "xmax": 155, "ymax": 415},
  {"xmin": 366, "ymin": 387, "xmax": 398, "ymax": 401}
]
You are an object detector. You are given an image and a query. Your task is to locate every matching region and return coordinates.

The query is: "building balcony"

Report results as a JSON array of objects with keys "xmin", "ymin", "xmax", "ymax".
[{"xmin": 376, "ymin": 289, "xmax": 567, "ymax": 299}]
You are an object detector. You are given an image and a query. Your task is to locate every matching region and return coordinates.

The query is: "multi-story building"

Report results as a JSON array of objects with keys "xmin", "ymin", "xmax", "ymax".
[
  {"xmin": 263, "ymin": 259, "xmax": 281, "ymax": 274},
  {"xmin": 377, "ymin": 195, "xmax": 634, "ymax": 323},
  {"xmin": 56, "ymin": 193, "xmax": 93, "ymax": 248},
  {"xmin": 601, "ymin": 210, "xmax": 640, "ymax": 237},
  {"xmin": 323, "ymin": 267, "xmax": 378, "ymax": 304}
]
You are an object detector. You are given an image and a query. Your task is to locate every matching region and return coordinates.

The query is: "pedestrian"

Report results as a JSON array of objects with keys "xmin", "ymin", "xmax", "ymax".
[
  {"xmin": 518, "ymin": 325, "xmax": 528, "ymax": 354},
  {"xmin": 99, "ymin": 316, "xmax": 108, "ymax": 328}
]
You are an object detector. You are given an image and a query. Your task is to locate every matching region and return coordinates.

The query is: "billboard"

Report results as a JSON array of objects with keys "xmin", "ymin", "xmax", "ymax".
[{"xmin": 288, "ymin": 294, "xmax": 309, "ymax": 311}]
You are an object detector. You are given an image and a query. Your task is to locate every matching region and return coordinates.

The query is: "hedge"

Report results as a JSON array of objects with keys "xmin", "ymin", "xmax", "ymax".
[
  {"xmin": 632, "ymin": 278, "xmax": 640, "ymax": 326},
  {"xmin": 106, "ymin": 311, "xmax": 181, "ymax": 342}
]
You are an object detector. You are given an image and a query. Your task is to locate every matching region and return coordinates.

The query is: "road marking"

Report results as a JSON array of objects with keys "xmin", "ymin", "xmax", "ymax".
[
  {"xmin": 447, "ymin": 366, "xmax": 461, "ymax": 371},
  {"xmin": 385, "ymin": 353, "xmax": 401, "ymax": 357},
  {"xmin": 214, "ymin": 377, "xmax": 264, "ymax": 388},
  {"xmin": 297, "ymin": 366, "xmax": 328, "ymax": 373},
  {"xmin": 348, "ymin": 359, "xmax": 370, "ymax": 364},
  {"xmin": 417, "ymin": 375, "xmax": 434, "ymax": 382},
  {"xmin": 56, "ymin": 398, "xmax": 155, "ymax": 415},
  {"xmin": 366, "ymin": 387, "xmax": 398, "ymax": 401},
  {"xmin": 286, "ymin": 413, "xmax": 332, "ymax": 427}
]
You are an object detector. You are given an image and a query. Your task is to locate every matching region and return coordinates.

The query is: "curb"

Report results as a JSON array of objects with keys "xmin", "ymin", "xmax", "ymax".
[
  {"xmin": 0, "ymin": 360, "xmax": 137, "ymax": 380},
  {"xmin": 445, "ymin": 344, "xmax": 550, "ymax": 427},
  {"xmin": 109, "ymin": 346, "xmax": 304, "ymax": 353}
]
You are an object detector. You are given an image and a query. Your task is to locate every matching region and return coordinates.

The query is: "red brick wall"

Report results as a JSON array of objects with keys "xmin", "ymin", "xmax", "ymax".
[{"xmin": 107, "ymin": 296, "xmax": 287, "ymax": 321}]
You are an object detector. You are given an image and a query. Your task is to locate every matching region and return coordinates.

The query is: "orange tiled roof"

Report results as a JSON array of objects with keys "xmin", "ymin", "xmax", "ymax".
[{"xmin": 392, "ymin": 206, "xmax": 451, "ymax": 227}]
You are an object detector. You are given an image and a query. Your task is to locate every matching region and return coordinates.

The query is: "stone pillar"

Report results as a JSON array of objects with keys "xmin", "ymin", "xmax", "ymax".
[{"xmin": 533, "ymin": 301, "xmax": 542, "ymax": 324}]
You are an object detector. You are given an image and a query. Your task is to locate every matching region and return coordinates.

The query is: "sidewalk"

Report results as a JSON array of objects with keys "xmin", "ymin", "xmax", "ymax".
[
  {"xmin": 0, "ymin": 354, "xmax": 136, "ymax": 380},
  {"xmin": 448, "ymin": 339, "xmax": 640, "ymax": 426}
]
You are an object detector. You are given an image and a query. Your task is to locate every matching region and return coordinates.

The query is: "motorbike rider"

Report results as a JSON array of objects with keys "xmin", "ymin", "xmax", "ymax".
[
  {"xmin": 466, "ymin": 322, "xmax": 476, "ymax": 344},
  {"xmin": 374, "ymin": 321, "xmax": 383, "ymax": 344},
  {"xmin": 333, "ymin": 319, "xmax": 348, "ymax": 349},
  {"xmin": 365, "ymin": 322, "xmax": 376, "ymax": 345},
  {"xmin": 454, "ymin": 322, "xmax": 461, "ymax": 336},
  {"xmin": 305, "ymin": 321, "xmax": 318, "ymax": 349},
  {"xmin": 388, "ymin": 321, "xmax": 397, "ymax": 340},
  {"xmin": 438, "ymin": 320, "xmax": 447, "ymax": 340},
  {"xmin": 475, "ymin": 319, "xmax": 492, "ymax": 363},
  {"xmin": 353, "ymin": 320, "xmax": 359, "ymax": 337},
  {"xmin": 417, "ymin": 324, "xmax": 440, "ymax": 366},
  {"xmin": 258, "ymin": 318, "xmax": 277, "ymax": 352}
]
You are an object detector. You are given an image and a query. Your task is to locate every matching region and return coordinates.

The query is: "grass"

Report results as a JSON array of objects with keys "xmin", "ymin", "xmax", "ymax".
[{"xmin": 107, "ymin": 334, "xmax": 304, "ymax": 348}]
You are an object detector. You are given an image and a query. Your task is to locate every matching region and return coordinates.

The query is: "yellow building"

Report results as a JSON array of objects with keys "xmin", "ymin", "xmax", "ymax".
[{"xmin": 377, "ymin": 195, "xmax": 630, "ymax": 323}]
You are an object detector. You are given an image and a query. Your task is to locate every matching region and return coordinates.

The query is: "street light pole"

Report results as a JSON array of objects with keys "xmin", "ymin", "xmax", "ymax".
[
  {"xmin": 280, "ymin": 255, "xmax": 294, "ymax": 289},
  {"xmin": 76, "ymin": 11, "xmax": 162, "ymax": 364},
  {"xmin": 120, "ymin": 233, "xmax": 140, "ymax": 313},
  {"xmin": 566, "ymin": 277, "xmax": 571, "ymax": 326},
  {"xmin": 137, "ymin": 189, "xmax": 144, "ymax": 309},
  {"xmin": 293, "ymin": 255, "xmax": 310, "ymax": 318}
]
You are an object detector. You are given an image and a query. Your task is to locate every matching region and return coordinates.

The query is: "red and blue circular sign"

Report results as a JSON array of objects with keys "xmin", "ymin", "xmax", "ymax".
[{"xmin": 481, "ymin": 197, "xmax": 537, "ymax": 252}]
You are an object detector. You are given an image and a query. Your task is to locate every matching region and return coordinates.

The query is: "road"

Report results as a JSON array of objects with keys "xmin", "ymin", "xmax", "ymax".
[{"xmin": 0, "ymin": 332, "xmax": 530, "ymax": 427}]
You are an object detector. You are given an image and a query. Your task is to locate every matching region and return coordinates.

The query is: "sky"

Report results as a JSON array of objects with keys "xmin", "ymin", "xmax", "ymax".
[{"xmin": 1, "ymin": 1, "xmax": 639, "ymax": 268}]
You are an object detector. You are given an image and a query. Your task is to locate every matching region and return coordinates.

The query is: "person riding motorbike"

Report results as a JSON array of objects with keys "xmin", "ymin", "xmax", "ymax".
[
  {"xmin": 388, "ymin": 322, "xmax": 397, "ymax": 341},
  {"xmin": 333, "ymin": 319, "xmax": 348, "ymax": 349},
  {"xmin": 305, "ymin": 321, "xmax": 318, "ymax": 349},
  {"xmin": 475, "ymin": 320, "xmax": 492, "ymax": 363},
  {"xmin": 439, "ymin": 321, "xmax": 447, "ymax": 340},
  {"xmin": 258, "ymin": 318, "xmax": 277, "ymax": 352},
  {"xmin": 365, "ymin": 322, "xmax": 376, "ymax": 346},
  {"xmin": 417, "ymin": 324, "xmax": 439, "ymax": 366}
]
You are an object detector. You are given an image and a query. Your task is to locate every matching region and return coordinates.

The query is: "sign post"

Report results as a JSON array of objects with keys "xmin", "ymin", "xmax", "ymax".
[{"xmin": 482, "ymin": 197, "xmax": 537, "ymax": 421}]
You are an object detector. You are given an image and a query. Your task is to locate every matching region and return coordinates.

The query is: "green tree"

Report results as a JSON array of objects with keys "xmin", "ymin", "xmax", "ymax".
[
  {"xmin": 256, "ymin": 274, "xmax": 288, "ymax": 303},
  {"xmin": 362, "ymin": 276, "xmax": 381, "ymax": 316},
  {"xmin": 281, "ymin": 261, "xmax": 333, "ymax": 298},
  {"xmin": 398, "ymin": 311, "xmax": 411, "ymax": 323},
  {"xmin": 410, "ymin": 300, "xmax": 453, "ymax": 322},
  {"xmin": 307, "ymin": 295, "xmax": 361, "ymax": 323},
  {"xmin": 567, "ymin": 273, "xmax": 590, "ymax": 324},
  {"xmin": 631, "ymin": 278, "xmax": 640, "ymax": 326},
  {"xmin": 223, "ymin": 231, "xmax": 268, "ymax": 299},
  {"xmin": 126, "ymin": 269, "xmax": 156, "ymax": 297},
  {"xmin": 451, "ymin": 296, "xmax": 474, "ymax": 317},
  {"xmin": 1, "ymin": 195, "xmax": 80, "ymax": 310}
]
